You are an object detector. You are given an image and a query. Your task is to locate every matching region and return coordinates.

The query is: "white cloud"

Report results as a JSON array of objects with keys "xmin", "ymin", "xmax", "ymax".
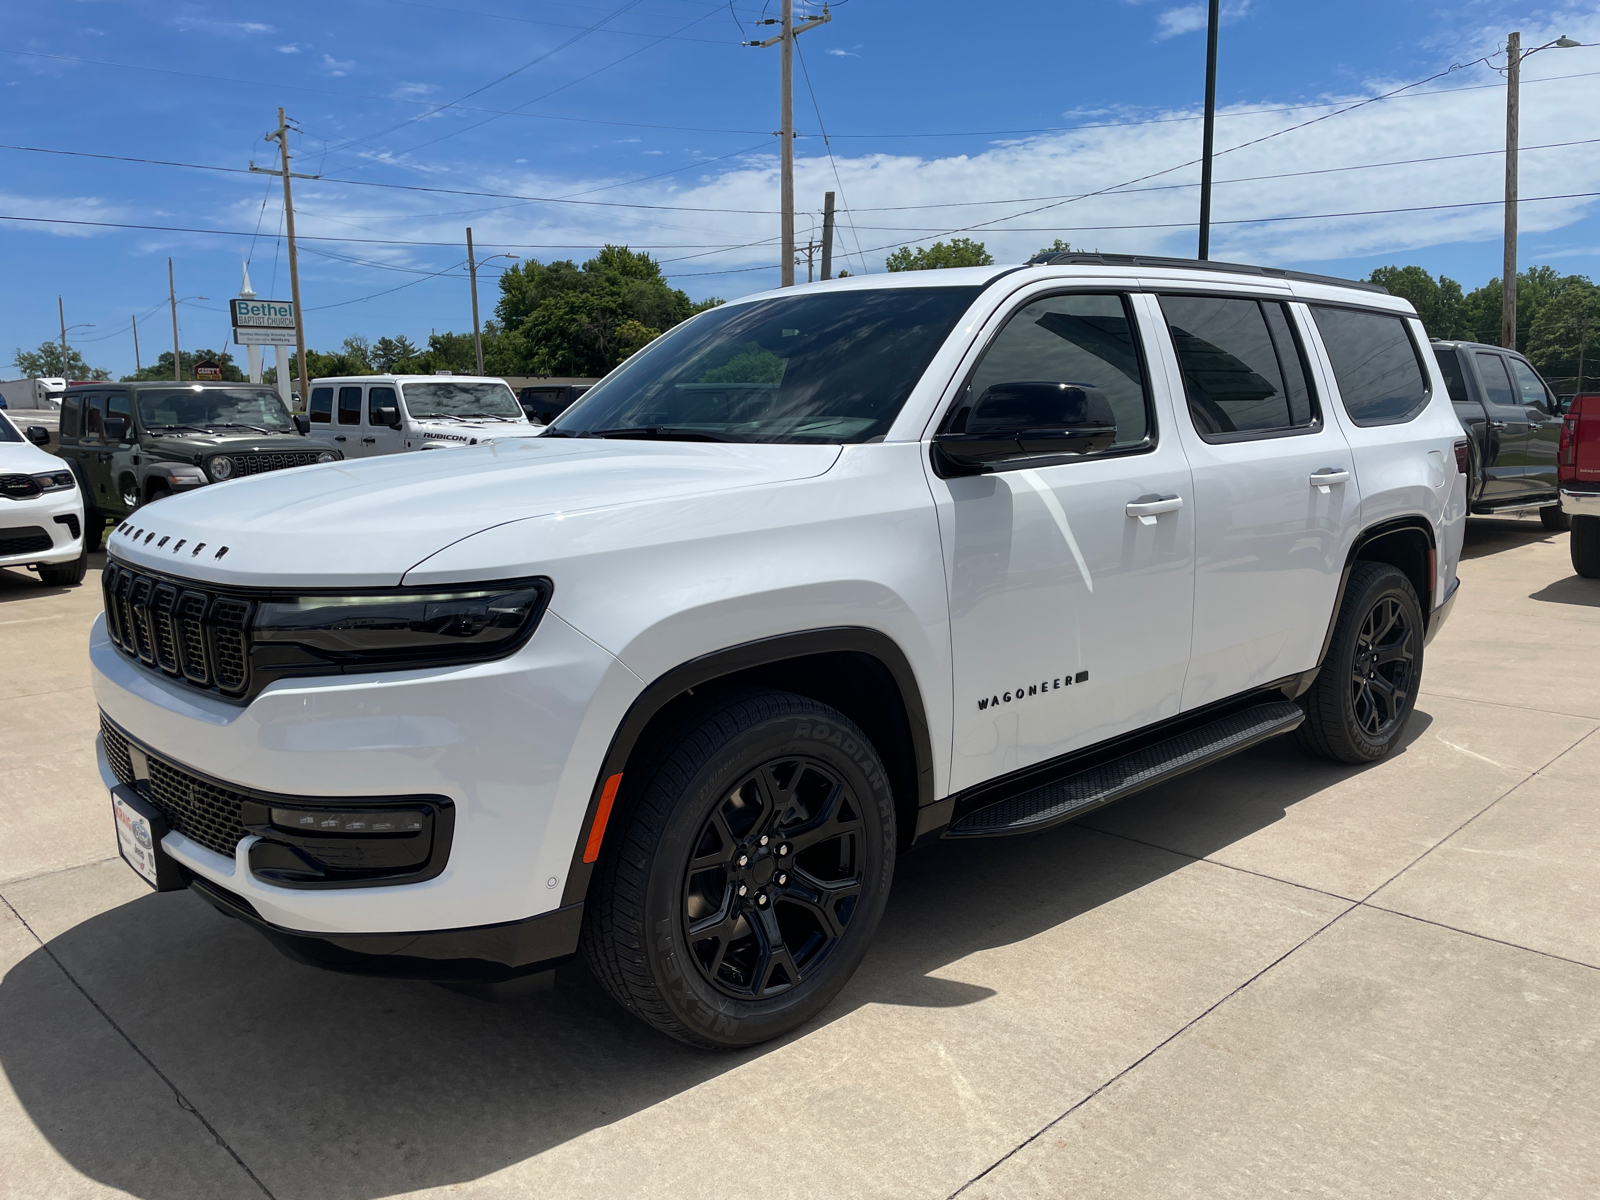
[
  {"xmin": 389, "ymin": 81, "xmax": 437, "ymax": 99},
  {"xmin": 174, "ymin": 18, "xmax": 276, "ymax": 37},
  {"xmin": 0, "ymin": 191, "xmax": 127, "ymax": 237},
  {"xmin": 277, "ymin": 44, "xmax": 301, "ymax": 54},
  {"xmin": 826, "ymin": 48, "xmax": 859, "ymax": 57},
  {"xmin": 1155, "ymin": 5, "xmax": 1207, "ymax": 39},
  {"xmin": 321, "ymin": 53, "xmax": 356, "ymax": 76}
]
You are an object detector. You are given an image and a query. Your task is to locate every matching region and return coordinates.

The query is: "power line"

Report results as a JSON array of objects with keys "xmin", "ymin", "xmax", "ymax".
[
  {"xmin": 371, "ymin": 0, "xmax": 741, "ymax": 44},
  {"xmin": 794, "ymin": 35, "xmax": 867, "ymax": 274}
]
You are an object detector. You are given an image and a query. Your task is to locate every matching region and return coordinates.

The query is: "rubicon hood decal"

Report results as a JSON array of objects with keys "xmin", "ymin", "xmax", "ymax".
[{"xmin": 105, "ymin": 439, "xmax": 842, "ymax": 588}]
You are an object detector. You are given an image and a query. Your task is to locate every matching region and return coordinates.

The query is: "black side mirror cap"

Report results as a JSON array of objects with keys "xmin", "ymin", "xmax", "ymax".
[
  {"xmin": 24, "ymin": 426, "xmax": 50, "ymax": 447},
  {"xmin": 103, "ymin": 417, "xmax": 130, "ymax": 443},
  {"xmin": 371, "ymin": 405, "xmax": 401, "ymax": 429},
  {"xmin": 293, "ymin": 414, "xmax": 310, "ymax": 434},
  {"xmin": 935, "ymin": 381, "xmax": 1118, "ymax": 468}
]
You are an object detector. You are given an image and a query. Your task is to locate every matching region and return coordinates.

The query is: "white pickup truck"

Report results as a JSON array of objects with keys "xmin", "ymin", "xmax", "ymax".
[
  {"xmin": 91, "ymin": 254, "xmax": 1466, "ymax": 1049},
  {"xmin": 299, "ymin": 374, "xmax": 541, "ymax": 456}
]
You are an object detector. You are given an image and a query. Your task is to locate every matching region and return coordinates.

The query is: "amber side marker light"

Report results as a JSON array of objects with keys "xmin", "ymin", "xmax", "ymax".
[{"xmin": 582, "ymin": 773, "xmax": 624, "ymax": 863}]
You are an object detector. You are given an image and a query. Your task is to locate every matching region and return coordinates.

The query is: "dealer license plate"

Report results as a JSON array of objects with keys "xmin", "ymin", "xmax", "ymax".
[{"xmin": 112, "ymin": 791, "xmax": 160, "ymax": 887}]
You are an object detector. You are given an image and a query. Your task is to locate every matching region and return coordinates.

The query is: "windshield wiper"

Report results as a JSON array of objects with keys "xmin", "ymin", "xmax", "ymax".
[
  {"xmin": 206, "ymin": 423, "xmax": 281, "ymax": 434},
  {"xmin": 152, "ymin": 424, "xmax": 212, "ymax": 433},
  {"xmin": 587, "ymin": 426, "xmax": 738, "ymax": 443}
]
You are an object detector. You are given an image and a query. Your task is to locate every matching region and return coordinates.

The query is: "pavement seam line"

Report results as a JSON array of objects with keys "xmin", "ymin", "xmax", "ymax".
[
  {"xmin": 0, "ymin": 855, "xmax": 121, "ymax": 890},
  {"xmin": 0, "ymin": 893, "xmax": 280, "ymax": 1200},
  {"xmin": 1073, "ymin": 825, "xmax": 1361, "ymax": 904},
  {"xmin": 1418, "ymin": 688, "xmax": 1600, "ymax": 722},
  {"xmin": 945, "ymin": 899, "xmax": 1362, "ymax": 1198},
  {"xmin": 1358, "ymin": 902, "xmax": 1600, "ymax": 972}
]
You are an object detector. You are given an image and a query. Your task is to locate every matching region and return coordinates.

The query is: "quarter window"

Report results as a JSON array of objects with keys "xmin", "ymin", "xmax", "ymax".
[
  {"xmin": 309, "ymin": 387, "xmax": 333, "ymax": 424},
  {"xmin": 1508, "ymin": 358, "xmax": 1554, "ymax": 409},
  {"xmin": 949, "ymin": 292, "xmax": 1152, "ymax": 450},
  {"xmin": 60, "ymin": 393, "xmax": 81, "ymax": 438},
  {"xmin": 337, "ymin": 386, "xmax": 362, "ymax": 426},
  {"xmin": 1475, "ymin": 353, "xmax": 1517, "ymax": 409},
  {"xmin": 1311, "ymin": 306, "xmax": 1430, "ymax": 426},
  {"xmin": 1434, "ymin": 346, "xmax": 1469, "ymax": 403},
  {"xmin": 1160, "ymin": 296, "xmax": 1319, "ymax": 440}
]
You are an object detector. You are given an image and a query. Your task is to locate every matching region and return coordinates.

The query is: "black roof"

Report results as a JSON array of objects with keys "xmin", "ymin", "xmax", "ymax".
[{"xmin": 1024, "ymin": 251, "xmax": 1388, "ymax": 294}]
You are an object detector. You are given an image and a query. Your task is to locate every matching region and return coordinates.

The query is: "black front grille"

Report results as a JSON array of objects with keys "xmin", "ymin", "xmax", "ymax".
[
  {"xmin": 101, "ymin": 715, "xmax": 249, "ymax": 858},
  {"xmin": 235, "ymin": 450, "xmax": 329, "ymax": 476},
  {"xmin": 103, "ymin": 559, "xmax": 254, "ymax": 698},
  {"xmin": 0, "ymin": 474, "xmax": 43, "ymax": 500},
  {"xmin": 0, "ymin": 526, "xmax": 52, "ymax": 556}
]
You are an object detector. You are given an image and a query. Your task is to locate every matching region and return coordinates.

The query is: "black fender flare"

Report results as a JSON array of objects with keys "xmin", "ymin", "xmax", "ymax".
[{"xmin": 560, "ymin": 627, "xmax": 935, "ymax": 907}]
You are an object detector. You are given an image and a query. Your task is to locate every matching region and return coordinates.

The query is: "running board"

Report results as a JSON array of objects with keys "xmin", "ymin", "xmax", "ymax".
[{"xmin": 944, "ymin": 701, "xmax": 1304, "ymax": 838}]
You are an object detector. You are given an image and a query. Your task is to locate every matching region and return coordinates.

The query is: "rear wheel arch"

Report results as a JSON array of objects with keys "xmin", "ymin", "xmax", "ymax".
[{"xmin": 562, "ymin": 628, "xmax": 934, "ymax": 908}]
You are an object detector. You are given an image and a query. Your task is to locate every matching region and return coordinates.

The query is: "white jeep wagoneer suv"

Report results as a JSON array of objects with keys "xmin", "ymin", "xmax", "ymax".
[{"xmin": 93, "ymin": 253, "xmax": 1466, "ymax": 1048}]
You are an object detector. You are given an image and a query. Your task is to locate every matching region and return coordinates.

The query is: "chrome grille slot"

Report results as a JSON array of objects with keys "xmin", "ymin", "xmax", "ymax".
[
  {"xmin": 151, "ymin": 583, "xmax": 180, "ymax": 673},
  {"xmin": 210, "ymin": 599, "xmax": 251, "ymax": 693},
  {"xmin": 128, "ymin": 576, "xmax": 156, "ymax": 664}
]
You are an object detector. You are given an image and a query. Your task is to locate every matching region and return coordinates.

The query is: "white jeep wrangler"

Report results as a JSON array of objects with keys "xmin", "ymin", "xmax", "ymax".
[{"xmin": 93, "ymin": 254, "xmax": 1465, "ymax": 1048}]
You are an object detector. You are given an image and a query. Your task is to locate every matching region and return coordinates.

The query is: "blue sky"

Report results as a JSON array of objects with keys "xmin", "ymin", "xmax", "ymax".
[{"xmin": 5, "ymin": 0, "xmax": 1600, "ymax": 377}]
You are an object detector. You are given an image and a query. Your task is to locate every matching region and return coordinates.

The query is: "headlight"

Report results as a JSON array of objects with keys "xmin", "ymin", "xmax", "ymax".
[
  {"xmin": 251, "ymin": 578, "xmax": 552, "ymax": 672},
  {"xmin": 31, "ymin": 470, "xmax": 75, "ymax": 492},
  {"xmin": 207, "ymin": 455, "xmax": 236, "ymax": 481},
  {"xmin": 315, "ymin": 450, "xmax": 337, "ymax": 463}
]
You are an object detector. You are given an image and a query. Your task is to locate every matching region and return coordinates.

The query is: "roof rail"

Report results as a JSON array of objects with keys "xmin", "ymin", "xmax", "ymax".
[{"xmin": 1024, "ymin": 251, "xmax": 1388, "ymax": 295}]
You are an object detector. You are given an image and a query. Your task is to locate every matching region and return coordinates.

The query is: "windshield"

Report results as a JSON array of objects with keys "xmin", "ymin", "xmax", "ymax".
[
  {"xmin": 400, "ymin": 380, "xmax": 523, "ymax": 419},
  {"xmin": 0, "ymin": 412, "xmax": 20, "ymax": 442},
  {"xmin": 549, "ymin": 286, "xmax": 982, "ymax": 443},
  {"xmin": 136, "ymin": 387, "xmax": 294, "ymax": 431}
]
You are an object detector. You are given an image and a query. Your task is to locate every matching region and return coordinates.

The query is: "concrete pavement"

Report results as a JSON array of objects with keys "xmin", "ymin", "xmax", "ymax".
[{"xmin": 1, "ymin": 515, "xmax": 1595, "ymax": 1199}]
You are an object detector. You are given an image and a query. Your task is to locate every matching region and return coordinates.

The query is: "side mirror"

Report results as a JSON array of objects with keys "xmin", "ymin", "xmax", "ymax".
[
  {"xmin": 103, "ymin": 416, "xmax": 130, "ymax": 443},
  {"xmin": 935, "ymin": 381, "xmax": 1117, "ymax": 468},
  {"xmin": 24, "ymin": 426, "xmax": 50, "ymax": 447},
  {"xmin": 293, "ymin": 414, "xmax": 310, "ymax": 434},
  {"xmin": 371, "ymin": 405, "xmax": 401, "ymax": 430}
]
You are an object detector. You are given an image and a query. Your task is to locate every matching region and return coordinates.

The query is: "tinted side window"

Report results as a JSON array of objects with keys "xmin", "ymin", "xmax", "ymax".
[
  {"xmin": 1311, "ymin": 306, "xmax": 1430, "ymax": 426},
  {"xmin": 1159, "ymin": 295, "xmax": 1318, "ymax": 439},
  {"xmin": 951, "ymin": 292, "xmax": 1152, "ymax": 450},
  {"xmin": 1475, "ymin": 353, "xmax": 1517, "ymax": 408},
  {"xmin": 1434, "ymin": 346, "xmax": 1469, "ymax": 404},
  {"xmin": 60, "ymin": 393, "xmax": 81, "ymax": 439},
  {"xmin": 309, "ymin": 387, "xmax": 333, "ymax": 424},
  {"xmin": 367, "ymin": 386, "xmax": 396, "ymax": 420},
  {"xmin": 337, "ymin": 386, "xmax": 362, "ymax": 426},
  {"xmin": 84, "ymin": 394, "xmax": 105, "ymax": 440},
  {"xmin": 107, "ymin": 393, "xmax": 131, "ymax": 428},
  {"xmin": 1508, "ymin": 358, "xmax": 1553, "ymax": 408}
]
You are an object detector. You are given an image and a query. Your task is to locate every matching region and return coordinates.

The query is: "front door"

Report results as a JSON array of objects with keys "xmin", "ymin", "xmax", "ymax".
[
  {"xmin": 363, "ymin": 385, "xmax": 403, "ymax": 454},
  {"xmin": 79, "ymin": 392, "xmax": 116, "ymax": 511},
  {"xmin": 1472, "ymin": 351, "xmax": 1538, "ymax": 501},
  {"xmin": 1507, "ymin": 355, "xmax": 1562, "ymax": 493},
  {"xmin": 935, "ymin": 290, "xmax": 1196, "ymax": 794},
  {"xmin": 1154, "ymin": 293, "xmax": 1360, "ymax": 712},
  {"xmin": 104, "ymin": 390, "xmax": 137, "ymax": 511}
]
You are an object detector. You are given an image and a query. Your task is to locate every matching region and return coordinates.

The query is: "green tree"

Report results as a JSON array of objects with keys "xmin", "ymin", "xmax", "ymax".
[
  {"xmin": 1458, "ymin": 265, "xmax": 1585, "ymax": 352},
  {"xmin": 13, "ymin": 341, "xmax": 111, "ymax": 380},
  {"xmin": 884, "ymin": 238, "xmax": 994, "ymax": 272},
  {"xmin": 492, "ymin": 245, "xmax": 714, "ymax": 376},
  {"xmin": 372, "ymin": 335, "xmax": 421, "ymax": 372},
  {"xmin": 121, "ymin": 349, "xmax": 244, "ymax": 383},
  {"xmin": 1032, "ymin": 239, "xmax": 1075, "ymax": 262},
  {"xmin": 1368, "ymin": 266, "xmax": 1468, "ymax": 340},
  {"xmin": 1526, "ymin": 280, "xmax": 1600, "ymax": 392}
]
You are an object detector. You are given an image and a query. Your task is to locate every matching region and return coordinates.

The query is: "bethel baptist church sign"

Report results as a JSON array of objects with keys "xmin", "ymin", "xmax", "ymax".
[{"xmin": 230, "ymin": 298, "xmax": 296, "ymax": 345}]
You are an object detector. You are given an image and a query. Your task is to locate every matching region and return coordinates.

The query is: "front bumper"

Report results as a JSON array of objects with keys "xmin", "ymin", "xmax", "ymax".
[
  {"xmin": 90, "ymin": 607, "xmax": 643, "ymax": 941},
  {"xmin": 1561, "ymin": 488, "xmax": 1600, "ymax": 519},
  {"xmin": 0, "ymin": 487, "xmax": 85, "ymax": 568}
]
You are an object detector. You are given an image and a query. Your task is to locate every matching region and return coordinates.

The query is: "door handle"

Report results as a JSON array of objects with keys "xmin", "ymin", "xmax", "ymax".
[
  {"xmin": 334, "ymin": 435, "xmax": 346, "ymax": 442},
  {"xmin": 1126, "ymin": 494, "xmax": 1183, "ymax": 525},
  {"xmin": 1310, "ymin": 469, "xmax": 1350, "ymax": 493},
  {"xmin": 361, "ymin": 437, "xmax": 376, "ymax": 444},
  {"xmin": 1490, "ymin": 421, "xmax": 1508, "ymax": 430}
]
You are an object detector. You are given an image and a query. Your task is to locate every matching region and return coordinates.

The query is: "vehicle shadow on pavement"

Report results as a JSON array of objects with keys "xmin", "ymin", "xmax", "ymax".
[
  {"xmin": 0, "ymin": 565, "xmax": 77, "ymax": 602},
  {"xmin": 0, "ymin": 719, "xmax": 1422, "ymax": 1199},
  {"xmin": 1461, "ymin": 516, "xmax": 1558, "ymax": 560},
  {"xmin": 1529, "ymin": 575, "xmax": 1600, "ymax": 607}
]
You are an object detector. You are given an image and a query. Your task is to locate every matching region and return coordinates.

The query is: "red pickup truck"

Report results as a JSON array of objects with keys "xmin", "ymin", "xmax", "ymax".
[{"xmin": 1559, "ymin": 393, "xmax": 1600, "ymax": 575}]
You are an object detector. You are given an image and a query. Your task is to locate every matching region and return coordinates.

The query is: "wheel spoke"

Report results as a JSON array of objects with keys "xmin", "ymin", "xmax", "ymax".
[
  {"xmin": 784, "ymin": 782, "xmax": 863, "ymax": 854},
  {"xmin": 1373, "ymin": 642, "xmax": 1411, "ymax": 666},
  {"xmin": 750, "ymin": 903, "xmax": 801, "ymax": 995},
  {"xmin": 687, "ymin": 807, "xmax": 738, "ymax": 875},
  {"xmin": 776, "ymin": 872, "xmax": 860, "ymax": 940}
]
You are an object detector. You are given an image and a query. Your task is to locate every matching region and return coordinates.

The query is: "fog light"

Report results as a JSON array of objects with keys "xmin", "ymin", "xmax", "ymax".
[
  {"xmin": 315, "ymin": 450, "xmax": 337, "ymax": 463},
  {"xmin": 270, "ymin": 807, "xmax": 425, "ymax": 834}
]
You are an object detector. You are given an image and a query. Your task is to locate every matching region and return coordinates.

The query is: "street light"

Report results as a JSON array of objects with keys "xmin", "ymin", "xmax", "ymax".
[
  {"xmin": 57, "ymin": 295, "xmax": 93, "ymax": 379},
  {"xmin": 465, "ymin": 228, "xmax": 519, "ymax": 376},
  {"xmin": 1502, "ymin": 32, "xmax": 1583, "ymax": 349}
]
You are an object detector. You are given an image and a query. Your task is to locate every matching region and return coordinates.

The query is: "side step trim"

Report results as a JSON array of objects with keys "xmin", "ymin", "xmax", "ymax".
[{"xmin": 944, "ymin": 701, "xmax": 1304, "ymax": 838}]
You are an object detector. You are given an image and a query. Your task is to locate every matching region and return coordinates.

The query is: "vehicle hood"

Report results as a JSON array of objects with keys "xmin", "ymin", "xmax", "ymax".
[
  {"xmin": 407, "ymin": 416, "xmax": 542, "ymax": 446},
  {"xmin": 0, "ymin": 440, "xmax": 63, "ymax": 474},
  {"xmin": 142, "ymin": 431, "xmax": 320, "ymax": 458},
  {"xmin": 105, "ymin": 437, "xmax": 842, "ymax": 586}
]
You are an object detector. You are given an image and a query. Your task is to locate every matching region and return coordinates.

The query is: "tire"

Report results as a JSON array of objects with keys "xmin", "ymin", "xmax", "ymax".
[
  {"xmin": 1540, "ymin": 504, "xmax": 1571, "ymax": 532},
  {"xmin": 581, "ymin": 688, "xmax": 897, "ymax": 1049},
  {"xmin": 83, "ymin": 510, "xmax": 107, "ymax": 553},
  {"xmin": 1298, "ymin": 562, "xmax": 1424, "ymax": 765},
  {"xmin": 145, "ymin": 483, "xmax": 172, "ymax": 504},
  {"xmin": 1573, "ymin": 516, "xmax": 1600, "ymax": 578},
  {"xmin": 37, "ymin": 550, "xmax": 88, "ymax": 587}
]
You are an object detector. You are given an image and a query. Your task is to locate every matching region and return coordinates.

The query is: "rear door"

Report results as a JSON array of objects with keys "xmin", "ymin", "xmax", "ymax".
[
  {"xmin": 1155, "ymin": 293, "xmax": 1358, "ymax": 710},
  {"xmin": 1471, "ymin": 351, "xmax": 1537, "ymax": 501},
  {"xmin": 104, "ymin": 390, "xmax": 137, "ymax": 510},
  {"xmin": 334, "ymin": 385, "xmax": 364, "ymax": 455},
  {"xmin": 363, "ymin": 385, "xmax": 403, "ymax": 454},
  {"xmin": 1507, "ymin": 355, "xmax": 1562, "ymax": 493},
  {"xmin": 78, "ymin": 392, "xmax": 116, "ymax": 511},
  {"xmin": 937, "ymin": 288, "xmax": 1197, "ymax": 792},
  {"xmin": 305, "ymin": 386, "xmax": 336, "ymax": 447}
]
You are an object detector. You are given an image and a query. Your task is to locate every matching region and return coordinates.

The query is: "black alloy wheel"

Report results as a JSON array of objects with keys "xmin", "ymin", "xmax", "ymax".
[
  {"xmin": 683, "ymin": 756, "xmax": 865, "ymax": 999},
  {"xmin": 582, "ymin": 688, "xmax": 896, "ymax": 1049},
  {"xmin": 1348, "ymin": 595, "xmax": 1414, "ymax": 740},
  {"xmin": 1298, "ymin": 561, "xmax": 1424, "ymax": 764}
]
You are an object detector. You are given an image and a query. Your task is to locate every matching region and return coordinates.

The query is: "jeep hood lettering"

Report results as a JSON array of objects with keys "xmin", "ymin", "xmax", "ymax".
[{"xmin": 105, "ymin": 439, "xmax": 842, "ymax": 586}]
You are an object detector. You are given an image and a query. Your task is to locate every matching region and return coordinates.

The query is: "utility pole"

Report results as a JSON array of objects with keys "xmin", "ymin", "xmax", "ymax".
[
  {"xmin": 132, "ymin": 314, "xmax": 141, "ymax": 373},
  {"xmin": 821, "ymin": 190, "xmax": 836, "ymax": 281},
  {"xmin": 259, "ymin": 108, "xmax": 311, "ymax": 404},
  {"xmin": 747, "ymin": 4, "xmax": 832, "ymax": 286},
  {"xmin": 169, "ymin": 259, "xmax": 181, "ymax": 382},
  {"xmin": 1197, "ymin": 0, "xmax": 1220, "ymax": 260},
  {"xmin": 58, "ymin": 296, "xmax": 68, "ymax": 376},
  {"xmin": 467, "ymin": 227, "xmax": 484, "ymax": 376},
  {"xmin": 1502, "ymin": 31, "xmax": 1520, "ymax": 350}
]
